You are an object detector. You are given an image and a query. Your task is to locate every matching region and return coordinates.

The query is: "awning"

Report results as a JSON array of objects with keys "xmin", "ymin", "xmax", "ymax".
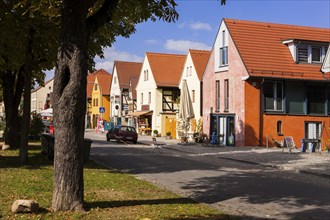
[{"xmin": 128, "ymin": 110, "xmax": 153, "ymax": 117}]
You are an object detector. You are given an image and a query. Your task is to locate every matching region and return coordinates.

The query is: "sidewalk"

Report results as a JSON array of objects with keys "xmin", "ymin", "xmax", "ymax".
[
  {"xmin": 139, "ymin": 135, "xmax": 330, "ymax": 178},
  {"xmin": 85, "ymin": 129, "xmax": 330, "ymax": 178}
]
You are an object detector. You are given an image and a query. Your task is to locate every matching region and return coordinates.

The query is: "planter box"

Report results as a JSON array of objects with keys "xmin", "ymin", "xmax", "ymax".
[{"xmin": 41, "ymin": 134, "xmax": 92, "ymax": 162}]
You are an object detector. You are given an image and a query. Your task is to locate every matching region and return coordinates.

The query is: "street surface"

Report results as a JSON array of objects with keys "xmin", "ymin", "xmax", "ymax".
[{"xmin": 85, "ymin": 132, "xmax": 330, "ymax": 220}]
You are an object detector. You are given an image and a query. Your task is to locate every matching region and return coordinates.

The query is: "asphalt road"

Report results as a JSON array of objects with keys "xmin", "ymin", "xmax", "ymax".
[{"xmin": 86, "ymin": 134, "xmax": 330, "ymax": 220}]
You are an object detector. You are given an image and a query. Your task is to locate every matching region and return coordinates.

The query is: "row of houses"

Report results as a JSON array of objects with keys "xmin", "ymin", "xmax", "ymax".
[{"xmin": 30, "ymin": 18, "xmax": 330, "ymax": 148}]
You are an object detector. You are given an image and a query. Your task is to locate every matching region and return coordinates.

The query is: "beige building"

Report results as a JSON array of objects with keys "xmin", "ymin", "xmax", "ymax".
[{"xmin": 31, "ymin": 78, "xmax": 54, "ymax": 113}]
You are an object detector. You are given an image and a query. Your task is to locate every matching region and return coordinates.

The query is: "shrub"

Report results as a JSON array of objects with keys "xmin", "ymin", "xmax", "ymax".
[
  {"xmin": 30, "ymin": 112, "xmax": 44, "ymax": 138},
  {"xmin": 166, "ymin": 131, "xmax": 171, "ymax": 136},
  {"xmin": 153, "ymin": 130, "xmax": 158, "ymax": 134}
]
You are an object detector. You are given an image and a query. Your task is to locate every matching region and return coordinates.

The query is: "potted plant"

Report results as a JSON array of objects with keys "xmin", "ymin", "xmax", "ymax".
[
  {"xmin": 153, "ymin": 130, "xmax": 159, "ymax": 137},
  {"xmin": 165, "ymin": 131, "xmax": 172, "ymax": 140}
]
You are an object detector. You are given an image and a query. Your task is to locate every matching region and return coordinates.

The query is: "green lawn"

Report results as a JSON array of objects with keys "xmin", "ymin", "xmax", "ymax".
[{"xmin": 0, "ymin": 142, "xmax": 234, "ymax": 220}]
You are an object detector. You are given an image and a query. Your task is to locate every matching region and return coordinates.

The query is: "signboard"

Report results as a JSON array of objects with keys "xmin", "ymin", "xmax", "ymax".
[
  {"xmin": 141, "ymin": 105, "xmax": 150, "ymax": 111},
  {"xmin": 99, "ymin": 107, "xmax": 105, "ymax": 113}
]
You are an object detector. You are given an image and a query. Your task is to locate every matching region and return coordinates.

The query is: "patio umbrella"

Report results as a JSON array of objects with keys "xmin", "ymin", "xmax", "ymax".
[
  {"xmin": 178, "ymin": 80, "xmax": 195, "ymax": 140},
  {"xmin": 40, "ymin": 108, "xmax": 53, "ymax": 117}
]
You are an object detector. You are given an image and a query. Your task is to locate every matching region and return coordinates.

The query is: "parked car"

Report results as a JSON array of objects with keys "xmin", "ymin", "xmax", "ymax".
[{"xmin": 106, "ymin": 125, "xmax": 138, "ymax": 144}]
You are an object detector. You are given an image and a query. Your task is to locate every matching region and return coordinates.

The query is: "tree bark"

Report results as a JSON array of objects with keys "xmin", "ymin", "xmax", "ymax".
[
  {"xmin": 51, "ymin": 0, "xmax": 88, "ymax": 211},
  {"xmin": 1, "ymin": 69, "xmax": 24, "ymax": 150},
  {"xmin": 19, "ymin": 26, "xmax": 33, "ymax": 164}
]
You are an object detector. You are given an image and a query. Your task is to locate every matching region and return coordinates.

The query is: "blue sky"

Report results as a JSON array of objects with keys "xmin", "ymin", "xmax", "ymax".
[{"xmin": 46, "ymin": 0, "xmax": 330, "ymax": 79}]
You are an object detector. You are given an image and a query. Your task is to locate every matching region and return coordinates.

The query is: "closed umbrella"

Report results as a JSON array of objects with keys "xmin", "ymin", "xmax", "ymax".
[{"xmin": 178, "ymin": 79, "xmax": 194, "ymax": 141}]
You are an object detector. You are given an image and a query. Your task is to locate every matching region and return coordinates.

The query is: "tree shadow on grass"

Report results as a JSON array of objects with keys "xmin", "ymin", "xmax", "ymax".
[
  {"xmin": 85, "ymin": 198, "xmax": 268, "ymax": 220},
  {"xmin": 85, "ymin": 197, "xmax": 194, "ymax": 210}
]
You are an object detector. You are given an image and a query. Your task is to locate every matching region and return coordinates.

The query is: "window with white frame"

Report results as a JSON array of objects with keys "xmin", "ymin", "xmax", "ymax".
[
  {"xmin": 263, "ymin": 81, "xmax": 283, "ymax": 111},
  {"xmin": 186, "ymin": 67, "xmax": 189, "ymax": 77},
  {"xmin": 140, "ymin": 93, "xmax": 143, "ymax": 104},
  {"xmin": 144, "ymin": 70, "xmax": 149, "ymax": 81},
  {"xmin": 189, "ymin": 66, "xmax": 192, "ymax": 76},
  {"xmin": 220, "ymin": 30, "xmax": 228, "ymax": 67},
  {"xmin": 297, "ymin": 44, "xmax": 327, "ymax": 63},
  {"xmin": 114, "ymin": 76, "xmax": 117, "ymax": 84},
  {"xmin": 148, "ymin": 92, "xmax": 151, "ymax": 104}
]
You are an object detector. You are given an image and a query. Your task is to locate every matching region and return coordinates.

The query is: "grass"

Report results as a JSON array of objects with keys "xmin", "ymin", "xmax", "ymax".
[{"xmin": 0, "ymin": 142, "xmax": 233, "ymax": 220}]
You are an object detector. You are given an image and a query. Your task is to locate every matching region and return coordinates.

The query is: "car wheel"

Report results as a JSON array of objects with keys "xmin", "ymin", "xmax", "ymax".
[{"xmin": 133, "ymin": 140, "xmax": 137, "ymax": 144}]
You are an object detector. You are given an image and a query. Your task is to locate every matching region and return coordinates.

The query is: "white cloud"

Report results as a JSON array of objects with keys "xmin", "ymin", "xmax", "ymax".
[
  {"xmin": 179, "ymin": 21, "xmax": 212, "ymax": 31},
  {"xmin": 95, "ymin": 47, "xmax": 143, "ymax": 73},
  {"xmin": 165, "ymin": 39, "xmax": 211, "ymax": 53},
  {"xmin": 190, "ymin": 22, "xmax": 212, "ymax": 31}
]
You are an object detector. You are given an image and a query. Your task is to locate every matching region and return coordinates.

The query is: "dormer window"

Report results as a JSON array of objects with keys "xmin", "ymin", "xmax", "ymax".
[{"xmin": 296, "ymin": 43, "xmax": 327, "ymax": 64}]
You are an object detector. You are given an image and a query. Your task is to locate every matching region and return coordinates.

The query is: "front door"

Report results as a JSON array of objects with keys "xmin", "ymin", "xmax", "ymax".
[{"xmin": 210, "ymin": 115, "xmax": 235, "ymax": 146}]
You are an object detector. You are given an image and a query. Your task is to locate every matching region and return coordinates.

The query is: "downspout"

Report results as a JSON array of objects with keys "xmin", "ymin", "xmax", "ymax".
[{"xmin": 259, "ymin": 78, "xmax": 264, "ymax": 146}]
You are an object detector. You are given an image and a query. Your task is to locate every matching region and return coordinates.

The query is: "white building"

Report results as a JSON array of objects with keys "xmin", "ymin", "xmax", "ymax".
[{"xmin": 31, "ymin": 78, "xmax": 54, "ymax": 113}]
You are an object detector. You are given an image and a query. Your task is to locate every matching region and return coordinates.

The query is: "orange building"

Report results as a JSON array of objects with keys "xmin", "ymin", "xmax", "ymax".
[{"xmin": 203, "ymin": 18, "xmax": 330, "ymax": 149}]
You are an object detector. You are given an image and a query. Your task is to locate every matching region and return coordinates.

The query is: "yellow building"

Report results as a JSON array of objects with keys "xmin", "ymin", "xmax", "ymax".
[{"xmin": 87, "ymin": 69, "xmax": 112, "ymax": 128}]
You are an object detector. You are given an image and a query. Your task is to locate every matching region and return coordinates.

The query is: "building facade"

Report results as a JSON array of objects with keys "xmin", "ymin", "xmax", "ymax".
[{"xmin": 203, "ymin": 18, "xmax": 330, "ymax": 148}]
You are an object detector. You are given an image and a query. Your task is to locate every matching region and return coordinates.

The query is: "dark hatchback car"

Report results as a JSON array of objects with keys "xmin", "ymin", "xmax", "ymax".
[{"xmin": 106, "ymin": 125, "xmax": 138, "ymax": 144}]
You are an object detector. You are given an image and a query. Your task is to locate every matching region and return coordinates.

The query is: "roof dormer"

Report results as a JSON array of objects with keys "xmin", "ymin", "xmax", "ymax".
[{"xmin": 283, "ymin": 39, "xmax": 329, "ymax": 64}]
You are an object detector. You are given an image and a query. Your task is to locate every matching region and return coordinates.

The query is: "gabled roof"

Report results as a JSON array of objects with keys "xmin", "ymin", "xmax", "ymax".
[
  {"xmin": 146, "ymin": 52, "xmax": 186, "ymax": 87},
  {"xmin": 224, "ymin": 18, "xmax": 330, "ymax": 80},
  {"xmin": 87, "ymin": 69, "xmax": 110, "ymax": 98},
  {"xmin": 113, "ymin": 61, "xmax": 143, "ymax": 89},
  {"xmin": 31, "ymin": 78, "xmax": 54, "ymax": 93},
  {"xmin": 189, "ymin": 49, "xmax": 211, "ymax": 81},
  {"xmin": 96, "ymin": 73, "xmax": 112, "ymax": 96},
  {"xmin": 129, "ymin": 74, "xmax": 139, "ymax": 100}
]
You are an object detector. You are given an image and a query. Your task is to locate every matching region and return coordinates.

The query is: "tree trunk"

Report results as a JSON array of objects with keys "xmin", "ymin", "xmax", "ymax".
[
  {"xmin": 52, "ymin": 0, "xmax": 88, "ymax": 211},
  {"xmin": 19, "ymin": 26, "xmax": 34, "ymax": 164},
  {"xmin": 1, "ymin": 69, "xmax": 24, "ymax": 150}
]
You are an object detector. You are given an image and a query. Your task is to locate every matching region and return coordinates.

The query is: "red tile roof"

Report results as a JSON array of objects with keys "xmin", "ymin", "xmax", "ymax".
[
  {"xmin": 129, "ymin": 74, "xmax": 140, "ymax": 100},
  {"xmin": 146, "ymin": 52, "xmax": 186, "ymax": 87},
  {"xmin": 87, "ymin": 69, "xmax": 111, "ymax": 97},
  {"xmin": 225, "ymin": 18, "xmax": 330, "ymax": 81},
  {"xmin": 113, "ymin": 61, "xmax": 142, "ymax": 89},
  {"xmin": 189, "ymin": 49, "xmax": 211, "ymax": 81},
  {"xmin": 96, "ymin": 74, "xmax": 112, "ymax": 95}
]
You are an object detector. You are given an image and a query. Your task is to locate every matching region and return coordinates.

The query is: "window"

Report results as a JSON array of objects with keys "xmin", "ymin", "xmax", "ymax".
[
  {"xmin": 312, "ymin": 46, "xmax": 321, "ymax": 63},
  {"xmin": 216, "ymin": 80, "xmax": 220, "ymax": 111},
  {"xmin": 297, "ymin": 44, "xmax": 327, "ymax": 63},
  {"xmin": 140, "ymin": 93, "xmax": 143, "ymax": 104},
  {"xmin": 307, "ymin": 85, "xmax": 325, "ymax": 115},
  {"xmin": 189, "ymin": 66, "xmax": 192, "ymax": 76},
  {"xmin": 277, "ymin": 121, "xmax": 283, "ymax": 135},
  {"xmin": 263, "ymin": 81, "xmax": 283, "ymax": 111},
  {"xmin": 144, "ymin": 70, "xmax": 149, "ymax": 81},
  {"xmin": 148, "ymin": 92, "xmax": 151, "ymax": 104},
  {"xmin": 163, "ymin": 89, "xmax": 180, "ymax": 111},
  {"xmin": 220, "ymin": 47, "xmax": 228, "ymax": 66},
  {"xmin": 192, "ymin": 90, "xmax": 195, "ymax": 103},
  {"xmin": 95, "ymin": 98, "xmax": 98, "ymax": 107},
  {"xmin": 224, "ymin": 79, "xmax": 229, "ymax": 111},
  {"xmin": 114, "ymin": 77, "xmax": 117, "ymax": 84},
  {"xmin": 94, "ymin": 84, "xmax": 98, "ymax": 90},
  {"xmin": 186, "ymin": 67, "xmax": 189, "ymax": 77},
  {"xmin": 297, "ymin": 45, "xmax": 308, "ymax": 62},
  {"xmin": 286, "ymin": 81, "xmax": 305, "ymax": 114},
  {"xmin": 219, "ymin": 30, "xmax": 228, "ymax": 67}
]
